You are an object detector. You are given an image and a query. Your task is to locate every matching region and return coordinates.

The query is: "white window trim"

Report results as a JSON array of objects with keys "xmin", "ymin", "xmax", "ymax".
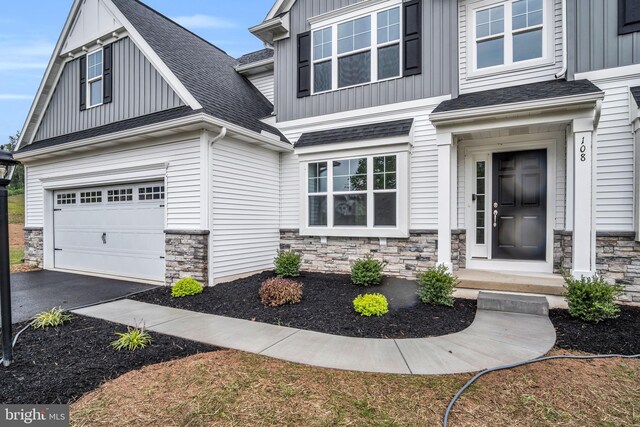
[
  {"xmin": 310, "ymin": 0, "xmax": 403, "ymax": 95},
  {"xmin": 298, "ymin": 143, "xmax": 410, "ymax": 238},
  {"xmin": 466, "ymin": 0, "xmax": 555, "ymax": 79},
  {"xmin": 86, "ymin": 48, "xmax": 104, "ymax": 109}
]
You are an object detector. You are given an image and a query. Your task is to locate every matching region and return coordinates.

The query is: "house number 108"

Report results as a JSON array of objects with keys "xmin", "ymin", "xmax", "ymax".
[{"xmin": 580, "ymin": 137, "xmax": 586, "ymax": 162}]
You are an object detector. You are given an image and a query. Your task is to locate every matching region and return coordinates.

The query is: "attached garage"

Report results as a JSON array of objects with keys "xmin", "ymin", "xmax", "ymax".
[{"xmin": 52, "ymin": 182, "xmax": 165, "ymax": 282}]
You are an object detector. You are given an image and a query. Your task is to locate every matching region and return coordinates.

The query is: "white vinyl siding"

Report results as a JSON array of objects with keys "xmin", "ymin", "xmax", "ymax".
[
  {"xmin": 25, "ymin": 136, "xmax": 203, "ymax": 229},
  {"xmin": 589, "ymin": 78, "xmax": 639, "ymax": 231},
  {"xmin": 247, "ymin": 72, "xmax": 275, "ymax": 103},
  {"xmin": 211, "ymin": 137, "xmax": 280, "ymax": 282},
  {"xmin": 459, "ymin": 0, "xmax": 563, "ymax": 94},
  {"xmin": 279, "ymin": 100, "xmax": 441, "ymax": 230}
]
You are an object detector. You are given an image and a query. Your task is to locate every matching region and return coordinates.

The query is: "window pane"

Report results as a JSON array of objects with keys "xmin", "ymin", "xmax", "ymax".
[
  {"xmin": 332, "ymin": 159, "xmax": 349, "ymax": 176},
  {"xmin": 477, "ymin": 37, "xmax": 504, "ymax": 68},
  {"xmin": 334, "ymin": 194, "xmax": 367, "ymax": 226},
  {"xmin": 477, "ymin": 23, "xmax": 490, "ymax": 38},
  {"xmin": 338, "ymin": 16, "xmax": 371, "ymax": 54},
  {"xmin": 389, "ymin": 7, "xmax": 400, "ymax": 25},
  {"xmin": 354, "ymin": 32, "xmax": 370, "ymax": 50},
  {"xmin": 374, "ymin": 193, "xmax": 396, "ymax": 226},
  {"xmin": 374, "ymin": 174, "xmax": 384, "ymax": 190},
  {"xmin": 513, "ymin": 29, "xmax": 542, "ymax": 62},
  {"xmin": 389, "ymin": 24, "xmax": 400, "ymax": 42},
  {"xmin": 313, "ymin": 28, "xmax": 332, "ymax": 60},
  {"xmin": 373, "ymin": 157, "xmax": 385, "ymax": 173},
  {"xmin": 385, "ymin": 173, "xmax": 396, "ymax": 190},
  {"xmin": 333, "ymin": 158, "xmax": 367, "ymax": 191},
  {"xmin": 338, "ymin": 38, "xmax": 353, "ymax": 55},
  {"xmin": 385, "ymin": 156, "xmax": 396, "ymax": 172},
  {"xmin": 354, "ymin": 16, "xmax": 371, "ymax": 34},
  {"xmin": 338, "ymin": 51, "xmax": 371, "ymax": 87},
  {"xmin": 314, "ymin": 60, "xmax": 332, "ymax": 92},
  {"xmin": 378, "ymin": 44, "xmax": 400, "ymax": 79},
  {"xmin": 477, "ymin": 6, "xmax": 504, "ymax": 37},
  {"xmin": 309, "ymin": 196, "xmax": 327, "ymax": 226},
  {"xmin": 529, "ymin": 10, "xmax": 543, "ymax": 26},
  {"xmin": 308, "ymin": 162, "xmax": 327, "ymax": 193},
  {"xmin": 89, "ymin": 80, "xmax": 102, "ymax": 106},
  {"xmin": 338, "ymin": 21, "xmax": 353, "ymax": 39}
]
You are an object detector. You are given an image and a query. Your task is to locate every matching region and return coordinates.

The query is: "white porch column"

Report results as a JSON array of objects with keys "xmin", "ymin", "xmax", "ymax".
[
  {"xmin": 572, "ymin": 118, "xmax": 597, "ymax": 278},
  {"xmin": 437, "ymin": 131, "xmax": 453, "ymax": 270}
]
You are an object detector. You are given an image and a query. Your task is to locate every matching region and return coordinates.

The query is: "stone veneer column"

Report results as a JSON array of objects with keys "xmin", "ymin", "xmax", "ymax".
[
  {"xmin": 553, "ymin": 230, "xmax": 573, "ymax": 275},
  {"xmin": 164, "ymin": 230, "xmax": 209, "ymax": 286},
  {"xmin": 23, "ymin": 227, "xmax": 44, "ymax": 267}
]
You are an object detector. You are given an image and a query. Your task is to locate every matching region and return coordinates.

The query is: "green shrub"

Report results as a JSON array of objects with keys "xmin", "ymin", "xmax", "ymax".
[
  {"xmin": 564, "ymin": 275, "xmax": 623, "ymax": 323},
  {"xmin": 274, "ymin": 250, "xmax": 302, "ymax": 278},
  {"xmin": 171, "ymin": 277, "xmax": 203, "ymax": 298},
  {"xmin": 111, "ymin": 326, "xmax": 152, "ymax": 351},
  {"xmin": 351, "ymin": 255, "xmax": 387, "ymax": 286},
  {"xmin": 260, "ymin": 277, "xmax": 304, "ymax": 307},
  {"xmin": 32, "ymin": 307, "xmax": 72, "ymax": 329},
  {"xmin": 417, "ymin": 265, "xmax": 458, "ymax": 307},
  {"xmin": 353, "ymin": 293, "xmax": 389, "ymax": 317}
]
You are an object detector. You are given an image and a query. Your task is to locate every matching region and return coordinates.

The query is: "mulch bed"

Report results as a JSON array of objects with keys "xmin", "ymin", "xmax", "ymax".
[
  {"xmin": 0, "ymin": 316, "xmax": 217, "ymax": 404},
  {"xmin": 131, "ymin": 271, "xmax": 477, "ymax": 339},
  {"xmin": 550, "ymin": 305, "xmax": 640, "ymax": 355}
]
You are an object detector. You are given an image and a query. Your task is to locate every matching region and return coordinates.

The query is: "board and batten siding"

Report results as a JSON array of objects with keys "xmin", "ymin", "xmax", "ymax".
[
  {"xmin": 210, "ymin": 137, "xmax": 281, "ymax": 282},
  {"xmin": 24, "ymin": 137, "xmax": 203, "ymax": 229},
  {"xmin": 34, "ymin": 37, "xmax": 184, "ymax": 142},
  {"xmin": 569, "ymin": 0, "xmax": 640, "ymax": 75},
  {"xmin": 274, "ymin": 0, "xmax": 457, "ymax": 122},
  {"xmin": 279, "ymin": 102, "xmax": 441, "ymax": 230},
  {"xmin": 247, "ymin": 72, "xmax": 275, "ymax": 103},
  {"xmin": 458, "ymin": 0, "xmax": 563, "ymax": 94}
]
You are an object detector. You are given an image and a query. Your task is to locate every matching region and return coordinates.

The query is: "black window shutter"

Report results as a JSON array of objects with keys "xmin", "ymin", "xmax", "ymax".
[
  {"xmin": 103, "ymin": 44, "xmax": 113, "ymax": 104},
  {"xmin": 79, "ymin": 56, "xmax": 87, "ymax": 111},
  {"xmin": 619, "ymin": 0, "xmax": 640, "ymax": 35},
  {"xmin": 403, "ymin": 0, "xmax": 422, "ymax": 77},
  {"xmin": 297, "ymin": 31, "xmax": 311, "ymax": 98}
]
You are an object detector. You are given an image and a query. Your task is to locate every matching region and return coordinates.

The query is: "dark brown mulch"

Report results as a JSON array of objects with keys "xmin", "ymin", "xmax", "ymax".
[
  {"xmin": 0, "ymin": 316, "xmax": 217, "ymax": 404},
  {"xmin": 131, "ymin": 271, "xmax": 477, "ymax": 339},
  {"xmin": 550, "ymin": 305, "xmax": 640, "ymax": 355}
]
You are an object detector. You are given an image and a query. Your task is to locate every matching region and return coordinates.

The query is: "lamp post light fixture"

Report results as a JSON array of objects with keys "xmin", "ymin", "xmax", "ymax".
[{"xmin": 0, "ymin": 150, "xmax": 19, "ymax": 367}]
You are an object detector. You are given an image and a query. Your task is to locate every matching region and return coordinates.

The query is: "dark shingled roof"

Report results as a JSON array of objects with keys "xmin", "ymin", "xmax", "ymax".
[
  {"xmin": 432, "ymin": 79, "xmax": 602, "ymax": 114},
  {"xmin": 237, "ymin": 48, "xmax": 274, "ymax": 66},
  {"xmin": 631, "ymin": 87, "xmax": 640, "ymax": 106},
  {"xmin": 19, "ymin": 107, "xmax": 197, "ymax": 153},
  {"xmin": 295, "ymin": 119, "xmax": 414, "ymax": 148},
  {"xmin": 18, "ymin": 0, "xmax": 287, "ymax": 153}
]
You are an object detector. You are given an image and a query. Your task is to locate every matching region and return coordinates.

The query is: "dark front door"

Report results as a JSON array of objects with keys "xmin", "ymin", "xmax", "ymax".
[{"xmin": 492, "ymin": 149, "xmax": 547, "ymax": 260}]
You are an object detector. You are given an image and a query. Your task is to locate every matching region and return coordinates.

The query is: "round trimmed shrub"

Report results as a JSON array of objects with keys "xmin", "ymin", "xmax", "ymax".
[
  {"xmin": 353, "ymin": 293, "xmax": 389, "ymax": 317},
  {"xmin": 417, "ymin": 265, "xmax": 458, "ymax": 307},
  {"xmin": 564, "ymin": 275, "xmax": 623, "ymax": 323},
  {"xmin": 259, "ymin": 277, "xmax": 304, "ymax": 307},
  {"xmin": 351, "ymin": 254, "xmax": 387, "ymax": 286},
  {"xmin": 171, "ymin": 278, "xmax": 204, "ymax": 298},
  {"xmin": 274, "ymin": 250, "xmax": 302, "ymax": 278}
]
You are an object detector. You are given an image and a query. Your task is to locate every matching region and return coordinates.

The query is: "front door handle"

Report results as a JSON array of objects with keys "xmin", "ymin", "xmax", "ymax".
[
  {"xmin": 102, "ymin": 232, "xmax": 107, "ymax": 244},
  {"xmin": 493, "ymin": 210, "xmax": 498, "ymax": 228}
]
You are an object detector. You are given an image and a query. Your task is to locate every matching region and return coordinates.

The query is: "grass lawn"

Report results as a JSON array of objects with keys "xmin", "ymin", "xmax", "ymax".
[
  {"xmin": 8, "ymin": 193, "xmax": 24, "ymax": 225},
  {"xmin": 10, "ymin": 246, "xmax": 23, "ymax": 265},
  {"xmin": 71, "ymin": 350, "xmax": 640, "ymax": 427}
]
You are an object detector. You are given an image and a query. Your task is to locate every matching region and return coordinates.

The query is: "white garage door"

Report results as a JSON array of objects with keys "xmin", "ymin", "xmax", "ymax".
[{"xmin": 53, "ymin": 182, "xmax": 165, "ymax": 282}]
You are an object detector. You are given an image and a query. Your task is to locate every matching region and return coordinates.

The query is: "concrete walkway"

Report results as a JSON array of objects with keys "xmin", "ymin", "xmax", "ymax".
[{"xmin": 73, "ymin": 294, "xmax": 557, "ymax": 375}]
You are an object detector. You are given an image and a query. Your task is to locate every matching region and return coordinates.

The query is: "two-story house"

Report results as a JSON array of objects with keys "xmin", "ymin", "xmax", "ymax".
[{"xmin": 15, "ymin": 0, "xmax": 640, "ymax": 302}]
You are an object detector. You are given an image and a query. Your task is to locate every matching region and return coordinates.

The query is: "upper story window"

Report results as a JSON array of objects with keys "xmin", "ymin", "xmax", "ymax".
[
  {"xmin": 470, "ymin": 0, "xmax": 550, "ymax": 75},
  {"xmin": 87, "ymin": 49, "xmax": 103, "ymax": 108},
  {"xmin": 311, "ymin": 3, "xmax": 402, "ymax": 94}
]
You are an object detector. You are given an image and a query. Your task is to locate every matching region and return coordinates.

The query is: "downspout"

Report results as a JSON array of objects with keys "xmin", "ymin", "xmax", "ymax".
[
  {"xmin": 555, "ymin": 0, "xmax": 568, "ymax": 79},
  {"xmin": 206, "ymin": 126, "xmax": 226, "ymax": 286}
]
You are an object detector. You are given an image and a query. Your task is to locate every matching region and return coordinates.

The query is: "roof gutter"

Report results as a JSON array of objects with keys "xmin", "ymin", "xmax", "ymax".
[
  {"xmin": 14, "ymin": 113, "xmax": 292, "ymax": 161},
  {"xmin": 555, "ymin": 0, "xmax": 568, "ymax": 79},
  {"xmin": 429, "ymin": 92, "xmax": 605, "ymax": 126}
]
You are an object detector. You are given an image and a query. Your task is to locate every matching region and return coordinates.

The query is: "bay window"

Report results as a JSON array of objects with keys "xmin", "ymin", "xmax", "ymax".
[
  {"xmin": 472, "ymin": 0, "xmax": 548, "ymax": 72},
  {"xmin": 302, "ymin": 152, "xmax": 408, "ymax": 238},
  {"xmin": 311, "ymin": 2, "xmax": 402, "ymax": 94}
]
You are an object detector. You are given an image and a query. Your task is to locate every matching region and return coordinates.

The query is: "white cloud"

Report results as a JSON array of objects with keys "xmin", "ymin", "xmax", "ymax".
[
  {"xmin": 0, "ymin": 39, "xmax": 53, "ymax": 71},
  {"xmin": 0, "ymin": 94, "xmax": 32, "ymax": 100},
  {"xmin": 173, "ymin": 14, "xmax": 236, "ymax": 29}
]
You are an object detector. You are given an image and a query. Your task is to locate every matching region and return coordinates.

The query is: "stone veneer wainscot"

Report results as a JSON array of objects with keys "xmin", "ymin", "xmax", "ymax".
[
  {"xmin": 164, "ymin": 230, "xmax": 209, "ymax": 286},
  {"xmin": 23, "ymin": 227, "xmax": 43, "ymax": 267}
]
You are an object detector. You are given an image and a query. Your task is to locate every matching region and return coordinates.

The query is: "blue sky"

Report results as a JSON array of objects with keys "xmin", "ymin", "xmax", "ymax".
[{"xmin": 0, "ymin": 0, "xmax": 271, "ymax": 143}]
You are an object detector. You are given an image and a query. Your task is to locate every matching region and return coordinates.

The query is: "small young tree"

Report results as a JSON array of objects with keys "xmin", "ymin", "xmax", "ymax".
[{"xmin": 1, "ymin": 132, "xmax": 24, "ymax": 195}]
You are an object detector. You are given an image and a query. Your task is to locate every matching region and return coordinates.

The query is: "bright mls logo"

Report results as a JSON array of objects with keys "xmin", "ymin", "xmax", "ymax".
[{"xmin": 1, "ymin": 405, "xmax": 68, "ymax": 426}]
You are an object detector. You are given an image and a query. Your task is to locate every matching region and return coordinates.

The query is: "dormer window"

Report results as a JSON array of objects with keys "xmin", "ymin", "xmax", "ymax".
[
  {"xmin": 469, "ymin": 0, "xmax": 551, "ymax": 75},
  {"xmin": 87, "ymin": 49, "xmax": 103, "ymax": 108},
  {"xmin": 310, "ymin": 2, "xmax": 403, "ymax": 94}
]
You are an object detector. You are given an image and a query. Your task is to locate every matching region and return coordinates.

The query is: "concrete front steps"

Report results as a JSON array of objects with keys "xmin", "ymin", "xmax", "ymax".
[{"xmin": 456, "ymin": 269, "xmax": 566, "ymax": 296}]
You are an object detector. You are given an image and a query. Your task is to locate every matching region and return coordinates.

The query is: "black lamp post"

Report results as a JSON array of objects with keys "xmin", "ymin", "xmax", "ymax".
[{"xmin": 0, "ymin": 150, "xmax": 19, "ymax": 367}]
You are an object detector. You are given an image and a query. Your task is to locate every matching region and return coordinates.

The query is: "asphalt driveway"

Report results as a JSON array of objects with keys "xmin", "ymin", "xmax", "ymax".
[{"xmin": 6, "ymin": 271, "xmax": 156, "ymax": 323}]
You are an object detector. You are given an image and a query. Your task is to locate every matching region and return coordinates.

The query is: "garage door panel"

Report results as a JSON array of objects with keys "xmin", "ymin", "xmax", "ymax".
[{"xmin": 53, "ymin": 182, "xmax": 165, "ymax": 282}]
